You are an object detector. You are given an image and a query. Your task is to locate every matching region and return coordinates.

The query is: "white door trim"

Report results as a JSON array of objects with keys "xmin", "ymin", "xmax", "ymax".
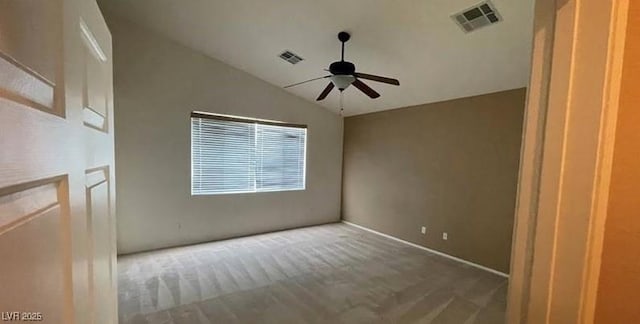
[{"xmin": 507, "ymin": 0, "xmax": 630, "ymax": 323}]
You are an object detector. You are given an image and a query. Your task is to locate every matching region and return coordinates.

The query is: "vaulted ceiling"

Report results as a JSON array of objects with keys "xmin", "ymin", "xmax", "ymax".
[{"xmin": 98, "ymin": 0, "xmax": 535, "ymax": 116}]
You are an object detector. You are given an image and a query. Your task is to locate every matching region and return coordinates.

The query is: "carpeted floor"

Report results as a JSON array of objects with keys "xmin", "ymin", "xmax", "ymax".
[{"xmin": 118, "ymin": 223, "xmax": 507, "ymax": 323}]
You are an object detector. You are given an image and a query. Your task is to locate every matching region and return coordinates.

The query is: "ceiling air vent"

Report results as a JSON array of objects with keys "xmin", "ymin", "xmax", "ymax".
[
  {"xmin": 278, "ymin": 50, "xmax": 304, "ymax": 64},
  {"xmin": 452, "ymin": 1, "xmax": 502, "ymax": 33}
]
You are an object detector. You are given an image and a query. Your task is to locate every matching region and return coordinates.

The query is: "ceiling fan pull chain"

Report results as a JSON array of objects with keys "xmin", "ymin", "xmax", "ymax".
[{"xmin": 340, "ymin": 91, "xmax": 344, "ymax": 116}]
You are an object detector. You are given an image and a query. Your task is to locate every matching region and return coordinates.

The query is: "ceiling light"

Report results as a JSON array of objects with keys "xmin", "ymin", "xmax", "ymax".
[{"xmin": 330, "ymin": 75, "xmax": 355, "ymax": 90}]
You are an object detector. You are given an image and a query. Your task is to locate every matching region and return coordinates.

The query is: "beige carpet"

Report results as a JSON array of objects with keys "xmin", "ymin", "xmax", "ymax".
[{"xmin": 118, "ymin": 223, "xmax": 507, "ymax": 323}]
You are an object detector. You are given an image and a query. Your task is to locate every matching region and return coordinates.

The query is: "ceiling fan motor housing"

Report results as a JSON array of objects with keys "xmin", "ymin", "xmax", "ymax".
[{"xmin": 329, "ymin": 61, "xmax": 355, "ymax": 75}]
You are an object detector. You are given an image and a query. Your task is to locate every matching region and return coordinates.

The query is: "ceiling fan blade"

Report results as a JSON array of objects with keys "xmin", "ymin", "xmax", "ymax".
[
  {"xmin": 316, "ymin": 82, "xmax": 335, "ymax": 101},
  {"xmin": 354, "ymin": 72, "xmax": 400, "ymax": 86},
  {"xmin": 352, "ymin": 79, "xmax": 380, "ymax": 99},
  {"xmin": 284, "ymin": 75, "xmax": 331, "ymax": 88}
]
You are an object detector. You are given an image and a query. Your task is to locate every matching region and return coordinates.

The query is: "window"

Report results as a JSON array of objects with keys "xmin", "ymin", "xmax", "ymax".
[{"xmin": 191, "ymin": 112, "xmax": 307, "ymax": 195}]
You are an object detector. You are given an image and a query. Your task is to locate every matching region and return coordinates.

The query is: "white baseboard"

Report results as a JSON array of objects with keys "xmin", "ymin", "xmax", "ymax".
[{"xmin": 341, "ymin": 220, "xmax": 509, "ymax": 278}]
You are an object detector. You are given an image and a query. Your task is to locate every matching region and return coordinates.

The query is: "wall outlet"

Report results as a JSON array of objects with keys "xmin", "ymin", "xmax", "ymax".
[
  {"xmin": 421, "ymin": 226, "xmax": 426, "ymax": 234},
  {"xmin": 442, "ymin": 232, "xmax": 448, "ymax": 240}
]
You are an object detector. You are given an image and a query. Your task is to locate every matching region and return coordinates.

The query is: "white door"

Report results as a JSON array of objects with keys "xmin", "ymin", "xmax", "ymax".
[{"xmin": 0, "ymin": 0, "xmax": 116, "ymax": 323}]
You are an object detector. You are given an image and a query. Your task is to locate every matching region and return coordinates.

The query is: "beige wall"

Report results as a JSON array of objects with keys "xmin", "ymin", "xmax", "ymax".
[
  {"xmin": 595, "ymin": 1, "xmax": 640, "ymax": 322},
  {"xmin": 105, "ymin": 15, "xmax": 343, "ymax": 254},
  {"xmin": 342, "ymin": 89, "xmax": 525, "ymax": 273}
]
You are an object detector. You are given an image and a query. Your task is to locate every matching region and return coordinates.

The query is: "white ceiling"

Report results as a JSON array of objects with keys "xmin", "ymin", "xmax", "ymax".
[{"xmin": 98, "ymin": 0, "xmax": 535, "ymax": 116}]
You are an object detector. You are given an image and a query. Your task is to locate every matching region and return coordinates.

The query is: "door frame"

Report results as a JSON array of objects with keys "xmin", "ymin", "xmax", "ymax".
[{"xmin": 507, "ymin": 0, "xmax": 630, "ymax": 323}]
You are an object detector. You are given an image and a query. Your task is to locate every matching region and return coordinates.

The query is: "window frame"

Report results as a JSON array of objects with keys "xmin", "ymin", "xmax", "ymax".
[{"xmin": 190, "ymin": 111, "xmax": 307, "ymax": 196}]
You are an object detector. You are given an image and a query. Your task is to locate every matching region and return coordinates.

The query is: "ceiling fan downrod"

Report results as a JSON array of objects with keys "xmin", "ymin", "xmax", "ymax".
[{"xmin": 338, "ymin": 31, "xmax": 350, "ymax": 61}]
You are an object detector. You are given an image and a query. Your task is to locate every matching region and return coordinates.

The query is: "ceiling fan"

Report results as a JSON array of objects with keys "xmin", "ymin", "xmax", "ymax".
[{"xmin": 284, "ymin": 32, "xmax": 400, "ymax": 101}]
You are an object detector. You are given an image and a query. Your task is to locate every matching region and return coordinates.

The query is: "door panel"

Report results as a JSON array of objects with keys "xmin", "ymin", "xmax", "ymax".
[
  {"xmin": 0, "ymin": 0, "xmax": 116, "ymax": 323},
  {"xmin": 0, "ymin": 179, "xmax": 71, "ymax": 324},
  {"xmin": 0, "ymin": 0, "xmax": 60, "ymax": 92},
  {"xmin": 81, "ymin": 19, "xmax": 109, "ymax": 133},
  {"xmin": 86, "ymin": 167, "xmax": 114, "ymax": 324},
  {"xmin": 0, "ymin": 55, "xmax": 56, "ymax": 114}
]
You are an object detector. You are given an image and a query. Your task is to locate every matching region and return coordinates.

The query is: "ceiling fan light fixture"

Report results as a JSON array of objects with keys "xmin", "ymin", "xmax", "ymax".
[
  {"xmin": 282, "ymin": 32, "xmax": 399, "ymax": 101},
  {"xmin": 330, "ymin": 75, "xmax": 355, "ymax": 90}
]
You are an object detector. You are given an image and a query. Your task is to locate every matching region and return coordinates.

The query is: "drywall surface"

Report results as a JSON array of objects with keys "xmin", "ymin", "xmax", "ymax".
[
  {"xmin": 342, "ymin": 89, "xmax": 525, "ymax": 273},
  {"xmin": 106, "ymin": 15, "xmax": 343, "ymax": 254}
]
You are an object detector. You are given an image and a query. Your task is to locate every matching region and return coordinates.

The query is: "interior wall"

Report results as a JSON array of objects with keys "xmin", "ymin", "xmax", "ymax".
[
  {"xmin": 595, "ymin": 1, "xmax": 640, "ymax": 322},
  {"xmin": 342, "ymin": 88, "xmax": 526, "ymax": 273},
  {"xmin": 104, "ymin": 15, "xmax": 343, "ymax": 254}
]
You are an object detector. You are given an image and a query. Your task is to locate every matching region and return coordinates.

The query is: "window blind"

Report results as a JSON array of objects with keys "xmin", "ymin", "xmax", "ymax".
[
  {"xmin": 256, "ymin": 124, "xmax": 306, "ymax": 191},
  {"xmin": 191, "ymin": 112, "xmax": 306, "ymax": 195}
]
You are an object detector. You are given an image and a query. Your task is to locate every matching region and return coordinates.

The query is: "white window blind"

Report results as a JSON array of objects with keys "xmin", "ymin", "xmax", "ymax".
[{"xmin": 191, "ymin": 112, "xmax": 306, "ymax": 195}]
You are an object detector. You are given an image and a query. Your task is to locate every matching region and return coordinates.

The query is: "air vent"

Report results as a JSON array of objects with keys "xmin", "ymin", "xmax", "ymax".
[
  {"xmin": 278, "ymin": 50, "xmax": 304, "ymax": 64},
  {"xmin": 452, "ymin": 1, "xmax": 502, "ymax": 33}
]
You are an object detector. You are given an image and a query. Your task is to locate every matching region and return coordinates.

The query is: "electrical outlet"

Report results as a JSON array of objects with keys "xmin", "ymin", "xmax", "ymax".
[
  {"xmin": 421, "ymin": 226, "xmax": 426, "ymax": 234},
  {"xmin": 442, "ymin": 232, "xmax": 448, "ymax": 240}
]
